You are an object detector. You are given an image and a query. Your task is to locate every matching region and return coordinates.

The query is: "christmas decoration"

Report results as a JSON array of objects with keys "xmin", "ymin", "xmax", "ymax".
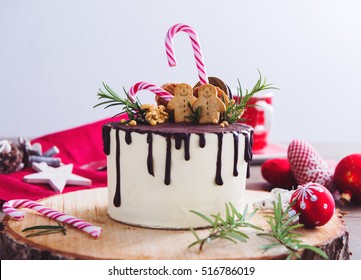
[
  {"xmin": 3, "ymin": 198, "xmax": 102, "ymax": 238},
  {"xmin": 0, "ymin": 137, "xmax": 63, "ymax": 174},
  {"xmin": 261, "ymin": 158, "xmax": 298, "ymax": 189},
  {"xmin": 165, "ymin": 23, "xmax": 208, "ymax": 85},
  {"xmin": 18, "ymin": 137, "xmax": 61, "ymax": 168},
  {"xmin": 258, "ymin": 193, "xmax": 328, "ymax": 259},
  {"xmin": 333, "ymin": 154, "xmax": 361, "ymax": 204},
  {"xmin": 290, "ymin": 182, "xmax": 335, "ymax": 228},
  {"xmin": 288, "ymin": 139, "xmax": 336, "ymax": 190},
  {"xmin": 0, "ymin": 140, "xmax": 23, "ymax": 174},
  {"xmin": 24, "ymin": 162, "xmax": 92, "ymax": 193},
  {"xmin": 253, "ymin": 188, "xmax": 294, "ymax": 211}
]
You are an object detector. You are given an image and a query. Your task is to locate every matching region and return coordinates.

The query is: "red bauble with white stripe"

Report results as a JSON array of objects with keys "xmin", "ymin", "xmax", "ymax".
[{"xmin": 290, "ymin": 182, "xmax": 335, "ymax": 227}]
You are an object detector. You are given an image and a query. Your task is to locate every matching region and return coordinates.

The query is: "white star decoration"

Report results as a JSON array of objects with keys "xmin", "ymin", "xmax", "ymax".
[{"xmin": 24, "ymin": 162, "xmax": 92, "ymax": 193}]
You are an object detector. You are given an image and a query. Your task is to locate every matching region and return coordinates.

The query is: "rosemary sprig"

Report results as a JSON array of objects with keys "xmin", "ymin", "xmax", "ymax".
[
  {"xmin": 258, "ymin": 195, "xmax": 328, "ymax": 260},
  {"xmin": 221, "ymin": 97, "xmax": 247, "ymax": 124},
  {"xmin": 94, "ymin": 82, "xmax": 147, "ymax": 122},
  {"xmin": 22, "ymin": 222, "xmax": 67, "ymax": 238},
  {"xmin": 185, "ymin": 102, "xmax": 202, "ymax": 123},
  {"xmin": 188, "ymin": 203, "xmax": 263, "ymax": 251},
  {"xmin": 221, "ymin": 70, "xmax": 278, "ymax": 124}
]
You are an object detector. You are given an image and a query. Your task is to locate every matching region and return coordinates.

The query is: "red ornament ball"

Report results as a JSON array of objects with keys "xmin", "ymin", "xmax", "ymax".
[
  {"xmin": 290, "ymin": 182, "xmax": 335, "ymax": 227},
  {"xmin": 261, "ymin": 158, "xmax": 298, "ymax": 190},
  {"xmin": 333, "ymin": 154, "xmax": 361, "ymax": 204}
]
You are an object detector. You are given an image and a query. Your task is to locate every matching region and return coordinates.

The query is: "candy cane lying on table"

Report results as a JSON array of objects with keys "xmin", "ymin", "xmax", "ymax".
[
  {"xmin": 165, "ymin": 23, "xmax": 208, "ymax": 85},
  {"xmin": 3, "ymin": 199, "xmax": 102, "ymax": 238},
  {"xmin": 129, "ymin": 81, "xmax": 173, "ymax": 102}
]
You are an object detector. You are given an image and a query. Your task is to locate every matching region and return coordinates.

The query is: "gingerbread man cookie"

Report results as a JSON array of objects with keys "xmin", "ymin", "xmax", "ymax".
[
  {"xmin": 167, "ymin": 83, "xmax": 196, "ymax": 123},
  {"xmin": 192, "ymin": 84, "xmax": 226, "ymax": 124}
]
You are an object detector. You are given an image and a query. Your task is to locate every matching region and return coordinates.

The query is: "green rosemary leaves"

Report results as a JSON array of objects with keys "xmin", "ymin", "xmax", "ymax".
[
  {"xmin": 22, "ymin": 222, "xmax": 67, "ymax": 238},
  {"xmin": 189, "ymin": 203, "xmax": 262, "ymax": 251}
]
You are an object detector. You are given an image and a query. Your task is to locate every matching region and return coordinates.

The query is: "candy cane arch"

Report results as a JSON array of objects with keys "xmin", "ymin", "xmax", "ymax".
[
  {"xmin": 165, "ymin": 23, "xmax": 208, "ymax": 85},
  {"xmin": 129, "ymin": 82, "xmax": 173, "ymax": 102},
  {"xmin": 3, "ymin": 199, "xmax": 102, "ymax": 238}
]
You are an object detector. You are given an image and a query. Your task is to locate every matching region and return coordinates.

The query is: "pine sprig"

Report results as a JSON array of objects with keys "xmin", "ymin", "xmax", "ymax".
[
  {"xmin": 188, "ymin": 203, "xmax": 263, "ymax": 251},
  {"xmin": 22, "ymin": 222, "xmax": 67, "ymax": 238},
  {"xmin": 185, "ymin": 102, "xmax": 202, "ymax": 123},
  {"xmin": 221, "ymin": 70, "xmax": 278, "ymax": 124},
  {"xmin": 258, "ymin": 195, "xmax": 329, "ymax": 260},
  {"xmin": 221, "ymin": 98, "xmax": 247, "ymax": 124},
  {"xmin": 94, "ymin": 82, "xmax": 147, "ymax": 123}
]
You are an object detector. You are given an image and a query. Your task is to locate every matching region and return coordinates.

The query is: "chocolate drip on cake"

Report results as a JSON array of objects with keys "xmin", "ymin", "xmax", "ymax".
[
  {"xmin": 249, "ymin": 130, "xmax": 254, "ymax": 160},
  {"xmin": 175, "ymin": 135, "xmax": 182, "ymax": 150},
  {"xmin": 241, "ymin": 130, "xmax": 253, "ymax": 178},
  {"xmin": 215, "ymin": 133, "xmax": 224, "ymax": 186},
  {"xmin": 103, "ymin": 122, "xmax": 253, "ymax": 187},
  {"xmin": 183, "ymin": 133, "xmax": 190, "ymax": 161},
  {"xmin": 174, "ymin": 133, "xmax": 191, "ymax": 160},
  {"xmin": 114, "ymin": 129, "xmax": 121, "ymax": 207},
  {"xmin": 147, "ymin": 132, "xmax": 154, "ymax": 176},
  {"xmin": 232, "ymin": 131, "xmax": 239, "ymax": 177},
  {"xmin": 164, "ymin": 136, "xmax": 172, "ymax": 185},
  {"xmin": 125, "ymin": 131, "xmax": 132, "ymax": 145},
  {"xmin": 244, "ymin": 130, "xmax": 253, "ymax": 162},
  {"xmin": 102, "ymin": 126, "xmax": 111, "ymax": 155},
  {"xmin": 248, "ymin": 130, "xmax": 254, "ymax": 177},
  {"xmin": 198, "ymin": 133, "xmax": 206, "ymax": 148}
]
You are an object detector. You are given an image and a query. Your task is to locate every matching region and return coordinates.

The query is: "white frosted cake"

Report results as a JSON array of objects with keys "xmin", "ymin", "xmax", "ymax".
[
  {"xmin": 102, "ymin": 122, "xmax": 253, "ymax": 229},
  {"xmin": 93, "ymin": 23, "xmax": 278, "ymax": 230}
]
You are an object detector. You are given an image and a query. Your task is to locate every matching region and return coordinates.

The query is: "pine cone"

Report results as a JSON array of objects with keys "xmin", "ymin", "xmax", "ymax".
[{"xmin": 0, "ymin": 140, "xmax": 23, "ymax": 174}]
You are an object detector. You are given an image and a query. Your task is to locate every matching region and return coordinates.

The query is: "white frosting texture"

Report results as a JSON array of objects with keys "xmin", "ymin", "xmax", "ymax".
[{"xmin": 106, "ymin": 124, "xmax": 252, "ymax": 229}]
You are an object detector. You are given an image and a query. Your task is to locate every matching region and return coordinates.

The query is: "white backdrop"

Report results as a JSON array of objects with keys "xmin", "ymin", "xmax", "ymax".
[{"xmin": 1, "ymin": 0, "xmax": 361, "ymax": 144}]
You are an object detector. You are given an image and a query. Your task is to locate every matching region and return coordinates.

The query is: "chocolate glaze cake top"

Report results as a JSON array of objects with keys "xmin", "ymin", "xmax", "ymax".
[
  {"xmin": 104, "ymin": 122, "xmax": 252, "ymax": 134},
  {"xmin": 102, "ymin": 122, "xmax": 254, "ymax": 207}
]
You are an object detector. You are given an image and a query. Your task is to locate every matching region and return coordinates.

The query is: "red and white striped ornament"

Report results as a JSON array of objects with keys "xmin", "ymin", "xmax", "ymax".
[
  {"xmin": 290, "ymin": 182, "xmax": 335, "ymax": 227},
  {"xmin": 288, "ymin": 139, "xmax": 336, "ymax": 190},
  {"xmin": 165, "ymin": 23, "xmax": 208, "ymax": 85},
  {"xmin": 128, "ymin": 81, "xmax": 173, "ymax": 102},
  {"xmin": 3, "ymin": 199, "xmax": 102, "ymax": 238}
]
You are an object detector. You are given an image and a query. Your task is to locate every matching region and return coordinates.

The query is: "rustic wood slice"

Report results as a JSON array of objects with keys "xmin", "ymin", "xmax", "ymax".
[{"xmin": 0, "ymin": 188, "xmax": 350, "ymax": 260}]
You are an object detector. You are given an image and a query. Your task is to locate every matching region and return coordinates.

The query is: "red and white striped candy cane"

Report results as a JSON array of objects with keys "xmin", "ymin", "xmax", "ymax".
[
  {"xmin": 3, "ymin": 199, "xmax": 102, "ymax": 238},
  {"xmin": 165, "ymin": 23, "xmax": 208, "ymax": 85},
  {"xmin": 129, "ymin": 81, "xmax": 173, "ymax": 102}
]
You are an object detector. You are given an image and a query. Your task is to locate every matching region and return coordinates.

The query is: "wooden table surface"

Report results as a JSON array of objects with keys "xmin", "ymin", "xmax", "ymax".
[{"xmin": 0, "ymin": 142, "xmax": 360, "ymax": 259}]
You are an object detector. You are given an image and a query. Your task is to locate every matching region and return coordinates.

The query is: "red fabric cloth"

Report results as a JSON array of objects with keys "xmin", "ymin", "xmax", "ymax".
[{"xmin": 0, "ymin": 117, "xmax": 122, "ymax": 203}]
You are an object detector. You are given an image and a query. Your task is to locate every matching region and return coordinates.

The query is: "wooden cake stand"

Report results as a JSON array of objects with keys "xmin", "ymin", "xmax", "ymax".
[{"xmin": 1, "ymin": 188, "xmax": 350, "ymax": 259}]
